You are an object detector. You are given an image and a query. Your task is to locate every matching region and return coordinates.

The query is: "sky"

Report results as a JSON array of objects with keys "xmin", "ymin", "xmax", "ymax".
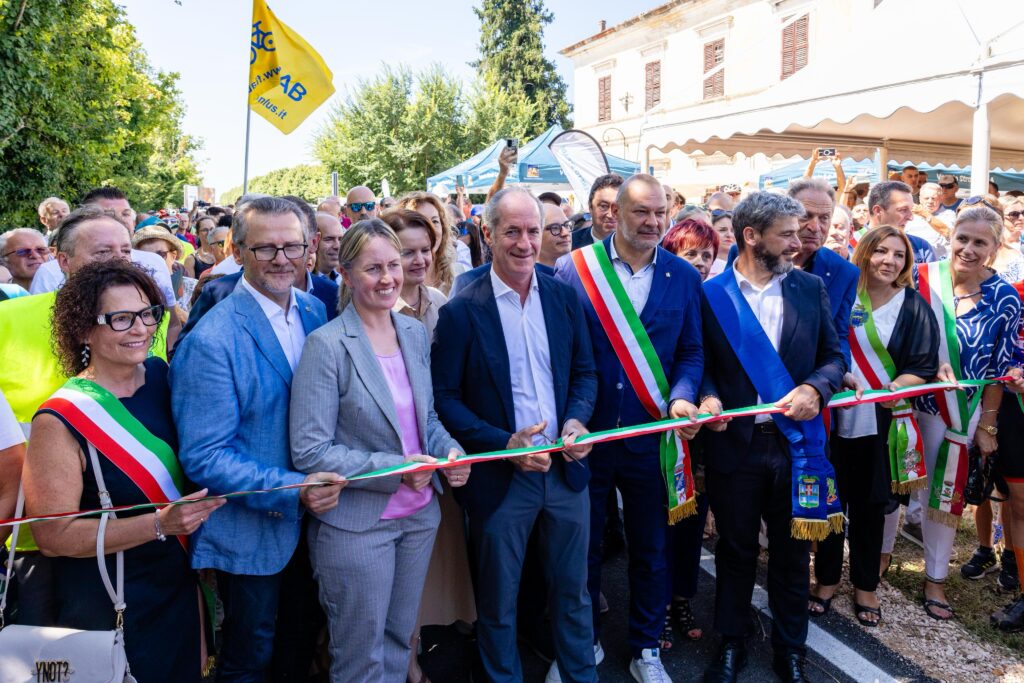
[{"xmin": 119, "ymin": 0, "xmax": 654, "ymax": 198}]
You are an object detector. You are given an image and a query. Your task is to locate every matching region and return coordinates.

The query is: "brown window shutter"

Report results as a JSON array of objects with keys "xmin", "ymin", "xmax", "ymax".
[
  {"xmin": 598, "ymin": 75, "xmax": 611, "ymax": 122},
  {"xmin": 645, "ymin": 60, "xmax": 661, "ymax": 110},
  {"xmin": 702, "ymin": 39, "xmax": 724, "ymax": 100},
  {"xmin": 781, "ymin": 14, "xmax": 808, "ymax": 80}
]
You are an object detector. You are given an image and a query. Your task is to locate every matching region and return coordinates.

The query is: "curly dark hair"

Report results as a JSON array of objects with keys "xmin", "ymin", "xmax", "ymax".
[{"xmin": 51, "ymin": 260, "xmax": 165, "ymax": 376}]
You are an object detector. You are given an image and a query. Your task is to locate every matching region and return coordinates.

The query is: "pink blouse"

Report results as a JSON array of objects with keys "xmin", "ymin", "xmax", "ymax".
[{"xmin": 377, "ymin": 350, "xmax": 433, "ymax": 519}]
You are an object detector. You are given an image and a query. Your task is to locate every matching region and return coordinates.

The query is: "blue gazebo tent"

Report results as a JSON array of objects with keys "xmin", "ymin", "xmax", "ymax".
[{"xmin": 759, "ymin": 158, "xmax": 1024, "ymax": 192}]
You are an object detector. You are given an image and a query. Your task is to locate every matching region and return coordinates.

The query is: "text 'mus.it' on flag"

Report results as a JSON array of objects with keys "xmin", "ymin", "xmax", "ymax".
[{"xmin": 248, "ymin": 0, "xmax": 335, "ymax": 135}]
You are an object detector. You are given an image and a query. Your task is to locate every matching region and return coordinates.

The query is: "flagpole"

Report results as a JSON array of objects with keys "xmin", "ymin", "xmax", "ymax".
[{"xmin": 243, "ymin": 106, "xmax": 252, "ymax": 195}]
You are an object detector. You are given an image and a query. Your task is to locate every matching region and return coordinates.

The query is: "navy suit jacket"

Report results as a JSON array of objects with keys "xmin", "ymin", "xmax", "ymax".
[
  {"xmin": 571, "ymin": 227, "xmax": 595, "ymax": 251},
  {"xmin": 181, "ymin": 270, "xmax": 340, "ymax": 342},
  {"xmin": 727, "ymin": 244, "xmax": 858, "ymax": 366},
  {"xmin": 431, "ymin": 270, "xmax": 598, "ymax": 520},
  {"xmin": 450, "ymin": 262, "xmax": 553, "ymax": 299},
  {"xmin": 700, "ymin": 268, "xmax": 846, "ymax": 474},
  {"xmin": 555, "ymin": 236, "xmax": 704, "ymax": 454}
]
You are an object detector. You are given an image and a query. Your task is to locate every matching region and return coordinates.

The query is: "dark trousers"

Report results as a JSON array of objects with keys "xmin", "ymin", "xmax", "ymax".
[
  {"xmin": 705, "ymin": 428, "xmax": 810, "ymax": 655},
  {"xmin": 216, "ymin": 528, "xmax": 322, "ymax": 683},
  {"xmin": 469, "ymin": 469, "xmax": 595, "ymax": 683},
  {"xmin": 668, "ymin": 493, "xmax": 711, "ymax": 600},
  {"xmin": 587, "ymin": 442, "xmax": 668, "ymax": 657},
  {"xmin": 814, "ymin": 435, "xmax": 886, "ymax": 592}
]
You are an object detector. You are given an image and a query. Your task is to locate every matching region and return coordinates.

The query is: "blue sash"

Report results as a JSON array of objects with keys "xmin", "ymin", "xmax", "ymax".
[{"xmin": 704, "ymin": 268, "xmax": 842, "ymax": 540}]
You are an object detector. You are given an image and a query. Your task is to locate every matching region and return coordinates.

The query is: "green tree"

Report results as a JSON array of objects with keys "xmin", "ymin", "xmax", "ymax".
[
  {"xmin": 0, "ymin": 0, "xmax": 200, "ymax": 228},
  {"xmin": 221, "ymin": 164, "xmax": 332, "ymax": 205},
  {"xmin": 472, "ymin": 0, "xmax": 571, "ymax": 136}
]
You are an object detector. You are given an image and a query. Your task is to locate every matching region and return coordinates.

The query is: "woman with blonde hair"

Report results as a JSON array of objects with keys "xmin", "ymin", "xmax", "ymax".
[{"xmin": 397, "ymin": 192, "xmax": 458, "ymax": 295}]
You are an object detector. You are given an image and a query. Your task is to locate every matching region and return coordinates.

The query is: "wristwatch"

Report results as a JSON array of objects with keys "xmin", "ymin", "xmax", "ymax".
[{"xmin": 978, "ymin": 423, "xmax": 999, "ymax": 437}]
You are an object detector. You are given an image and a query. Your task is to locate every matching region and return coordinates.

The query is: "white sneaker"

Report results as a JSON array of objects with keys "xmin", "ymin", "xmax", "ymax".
[
  {"xmin": 629, "ymin": 648, "xmax": 672, "ymax": 683},
  {"xmin": 544, "ymin": 643, "xmax": 605, "ymax": 682}
]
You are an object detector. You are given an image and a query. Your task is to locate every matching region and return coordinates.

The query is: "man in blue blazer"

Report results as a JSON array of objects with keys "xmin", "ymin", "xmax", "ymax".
[
  {"xmin": 433, "ymin": 187, "xmax": 599, "ymax": 683},
  {"xmin": 555, "ymin": 174, "xmax": 704, "ymax": 682},
  {"xmin": 726, "ymin": 177, "xmax": 858, "ymax": 367},
  {"xmin": 170, "ymin": 197, "xmax": 343, "ymax": 683},
  {"xmin": 699, "ymin": 192, "xmax": 845, "ymax": 683}
]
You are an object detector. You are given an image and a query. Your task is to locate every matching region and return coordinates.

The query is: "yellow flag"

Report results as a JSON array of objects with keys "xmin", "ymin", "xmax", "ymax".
[{"xmin": 248, "ymin": 0, "xmax": 335, "ymax": 134}]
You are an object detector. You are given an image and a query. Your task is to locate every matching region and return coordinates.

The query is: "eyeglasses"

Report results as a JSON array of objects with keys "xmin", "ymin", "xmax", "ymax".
[
  {"xmin": 938, "ymin": 182, "xmax": 957, "ymax": 190},
  {"xmin": 348, "ymin": 202, "xmax": 376, "ymax": 213},
  {"xmin": 1007, "ymin": 211, "xmax": 1023, "ymax": 221},
  {"xmin": 963, "ymin": 196, "xmax": 999, "ymax": 212},
  {"xmin": 246, "ymin": 243, "xmax": 307, "ymax": 261},
  {"xmin": 2, "ymin": 245, "xmax": 49, "ymax": 255},
  {"xmin": 3, "ymin": 247, "xmax": 50, "ymax": 259},
  {"xmin": 210, "ymin": 240, "xmax": 226, "ymax": 248},
  {"xmin": 96, "ymin": 304, "xmax": 165, "ymax": 332},
  {"xmin": 544, "ymin": 221, "xmax": 573, "ymax": 236}
]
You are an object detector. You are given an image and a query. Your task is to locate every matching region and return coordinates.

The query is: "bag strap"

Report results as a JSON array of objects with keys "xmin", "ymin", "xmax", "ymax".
[
  {"xmin": 87, "ymin": 442, "xmax": 127, "ymax": 625},
  {"xmin": 0, "ymin": 485, "xmax": 24, "ymax": 627}
]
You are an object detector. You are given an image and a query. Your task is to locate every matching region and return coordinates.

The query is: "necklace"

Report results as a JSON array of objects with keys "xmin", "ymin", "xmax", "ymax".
[{"xmin": 952, "ymin": 288, "xmax": 981, "ymax": 310}]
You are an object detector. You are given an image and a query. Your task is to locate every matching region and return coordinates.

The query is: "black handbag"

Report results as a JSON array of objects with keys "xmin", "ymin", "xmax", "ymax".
[{"xmin": 963, "ymin": 444, "xmax": 994, "ymax": 506}]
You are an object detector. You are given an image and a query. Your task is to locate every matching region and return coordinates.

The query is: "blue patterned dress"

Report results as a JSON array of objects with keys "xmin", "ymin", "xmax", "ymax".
[{"xmin": 914, "ymin": 271, "xmax": 1021, "ymax": 415}]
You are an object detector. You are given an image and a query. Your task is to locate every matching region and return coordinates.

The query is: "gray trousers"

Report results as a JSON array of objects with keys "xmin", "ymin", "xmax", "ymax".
[{"xmin": 309, "ymin": 498, "xmax": 440, "ymax": 683}]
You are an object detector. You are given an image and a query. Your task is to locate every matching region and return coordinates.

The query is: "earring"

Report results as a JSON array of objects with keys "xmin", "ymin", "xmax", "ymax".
[{"xmin": 81, "ymin": 343, "xmax": 90, "ymax": 367}]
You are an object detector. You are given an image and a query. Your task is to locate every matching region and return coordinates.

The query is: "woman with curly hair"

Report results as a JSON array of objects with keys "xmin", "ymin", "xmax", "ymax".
[
  {"xmin": 397, "ymin": 191, "xmax": 461, "ymax": 295},
  {"xmin": 22, "ymin": 259, "xmax": 224, "ymax": 683}
]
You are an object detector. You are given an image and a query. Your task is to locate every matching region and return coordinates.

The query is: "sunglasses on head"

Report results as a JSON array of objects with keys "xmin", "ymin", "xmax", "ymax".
[
  {"xmin": 349, "ymin": 202, "xmax": 376, "ymax": 212},
  {"xmin": 710, "ymin": 209, "xmax": 732, "ymax": 219},
  {"xmin": 963, "ymin": 196, "xmax": 998, "ymax": 212}
]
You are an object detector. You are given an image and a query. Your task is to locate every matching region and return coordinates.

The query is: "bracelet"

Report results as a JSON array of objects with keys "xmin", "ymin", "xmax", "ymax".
[
  {"xmin": 699, "ymin": 394, "xmax": 719, "ymax": 406},
  {"xmin": 981, "ymin": 409, "xmax": 999, "ymax": 415},
  {"xmin": 154, "ymin": 513, "xmax": 167, "ymax": 542}
]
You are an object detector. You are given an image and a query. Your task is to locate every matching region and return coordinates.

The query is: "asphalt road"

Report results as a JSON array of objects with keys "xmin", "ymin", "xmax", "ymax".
[{"xmin": 418, "ymin": 543, "xmax": 936, "ymax": 682}]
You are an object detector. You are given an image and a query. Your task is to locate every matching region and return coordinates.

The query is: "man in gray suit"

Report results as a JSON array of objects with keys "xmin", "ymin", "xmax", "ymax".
[{"xmin": 170, "ymin": 196, "xmax": 344, "ymax": 683}]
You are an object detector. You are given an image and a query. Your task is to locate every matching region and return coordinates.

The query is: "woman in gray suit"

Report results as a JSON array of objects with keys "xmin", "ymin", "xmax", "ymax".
[{"xmin": 290, "ymin": 219, "xmax": 471, "ymax": 683}]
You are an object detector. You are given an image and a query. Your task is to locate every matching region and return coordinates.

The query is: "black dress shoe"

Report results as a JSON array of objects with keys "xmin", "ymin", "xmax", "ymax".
[
  {"xmin": 772, "ymin": 652, "xmax": 808, "ymax": 682},
  {"xmin": 703, "ymin": 640, "xmax": 747, "ymax": 683}
]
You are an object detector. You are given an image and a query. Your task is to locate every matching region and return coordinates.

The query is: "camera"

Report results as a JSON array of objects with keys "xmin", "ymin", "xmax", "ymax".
[{"xmin": 819, "ymin": 147, "xmax": 836, "ymax": 157}]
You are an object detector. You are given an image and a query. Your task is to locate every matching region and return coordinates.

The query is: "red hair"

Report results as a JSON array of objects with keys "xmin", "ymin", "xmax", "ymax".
[{"xmin": 663, "ymin": 219, "xmax": 720, "ymax": 260}]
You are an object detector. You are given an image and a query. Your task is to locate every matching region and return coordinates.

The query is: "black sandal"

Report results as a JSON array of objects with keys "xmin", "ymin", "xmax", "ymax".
[
  {"xmin": 923, "ymin": 598, "xmax": 955, "ymax": 621},
  {"xmin": 853, "ymin": 601, "xmax": 882, "ymax": 627},
  {"xmin": 671, "ymin": 598, "xmax": 702, "ymax": 641},
  {"xmin": 659, "ymin": 607, "xmax": 675, "ymax": 652},
  {"xmin": 808, "ymin": 595, "xmax": 832, "ymax": 617}
]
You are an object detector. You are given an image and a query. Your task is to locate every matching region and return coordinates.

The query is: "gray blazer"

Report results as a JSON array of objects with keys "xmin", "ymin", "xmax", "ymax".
[{"xmin": 290, "ymin": 305, "xmax": 463, "ymax": 532}]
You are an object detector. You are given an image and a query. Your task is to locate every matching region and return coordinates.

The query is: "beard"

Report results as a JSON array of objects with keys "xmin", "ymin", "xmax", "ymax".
[{"xmin": 752, "ymin": 241, "xmax": 794, "ymax": 276}]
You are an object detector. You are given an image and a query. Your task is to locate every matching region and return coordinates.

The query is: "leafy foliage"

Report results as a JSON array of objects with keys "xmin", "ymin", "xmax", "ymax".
[
  {"xmin": 0, "ymin": 0, "xmax": 201, "ymax": 228},
  {"xmin": 220, "ymin": 164, "xmax": 332, "ymax": 205},
  {"xmin": 472, "ymin": 0, "xmax": 571, "ymax": 136}
]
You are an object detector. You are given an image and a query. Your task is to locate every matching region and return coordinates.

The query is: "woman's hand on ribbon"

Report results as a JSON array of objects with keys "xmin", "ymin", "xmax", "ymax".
[
  {"xmin": 508, "ymin": 422, "xmax": 552, "ymax": 473},
  {"xmin": 402, "ymin": 455, "xmax": 438, "ymax": 491},
  {"xmin": 1006, "ymin": 367, "xmax": 1024, "ymax": 394},
  {"xmin": 669, "ymin": 399, "xmax": 701, "ymax": 440},
  {"xmin": 880, "ymin": 381, "xmax": 902, "ymax": 409},
  {"xmin": 441, "ymin": 448, "xmax": 471, "ymax": 488},
  {"xmin": 560, "ymin": 419, "xmax": 592, "ymax": 461},
  {"xmin": 841, "ymin": 372, "xmax": 865, "ymax": 402},
  {"xmin": 936, "ymin": 363, "xmax": 959, "ymax": 386},
  {"xmin": 158, "ymin": 489, "xmax": 226, "ymax": 536},
  {"xmin": 776, "ymin": 384, "xmax": 821, "ymax": 421},
  {"xmin": 698, "ymin": 396, "xmax": 730, "ymax": 432},
  {"xmin": 300, "ymin": 473, "xmax": 348, "ymax": 513}
]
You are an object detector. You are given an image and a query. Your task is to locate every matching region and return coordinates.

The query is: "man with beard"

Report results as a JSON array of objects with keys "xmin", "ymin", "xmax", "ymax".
[
  {"xmin": 699, "ymin": 192, "xmax": 845, "ymax": 683},
  {"xmin": 571, "ymin": 174, "xmax": 623, "ymax": 250}
]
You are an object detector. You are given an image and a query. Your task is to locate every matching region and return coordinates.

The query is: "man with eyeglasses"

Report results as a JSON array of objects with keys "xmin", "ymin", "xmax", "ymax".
[
  {"xmin": 540, "ymin": 203, "xmax": 573, "ymax": 268},
  {"xmin": 345, "ymin": 185, "xmax": 378, "ymax": 223},
  {"xmin": 170, "ymin": 196, "xmax": 341, "ymax": 683},
  {"xmin": 0, "ymin": 228, "xmax": 50, "ymax": 290},
  {"xmin": 0, "ymin": 205, "xmax": 173, "ymax": 628},
  {"xmin": 936, "ymin": 174, "xmax": 963, "ymax": 213}
]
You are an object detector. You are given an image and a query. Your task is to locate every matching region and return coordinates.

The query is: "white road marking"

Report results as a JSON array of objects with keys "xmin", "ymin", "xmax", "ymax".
[{"xmin": 699, "ymin": 552, "xmax": 901, "ymax": 683}]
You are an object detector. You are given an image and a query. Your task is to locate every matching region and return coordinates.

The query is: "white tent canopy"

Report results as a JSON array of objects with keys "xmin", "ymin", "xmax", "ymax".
[{"xmin": 641, "ymin": 0, "xmax": 1024, "ymax": 183}]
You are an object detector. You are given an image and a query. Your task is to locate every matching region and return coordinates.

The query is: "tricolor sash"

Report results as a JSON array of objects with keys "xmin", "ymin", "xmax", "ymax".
[
  {"xmin": 917, "ymin": 260, "xmax": 982, "ymax": 525},
  {"xmin": 848, "ymin": 289, "xmax": 928, "ymax": 493},
  {"xmin": 849, "ymin": 227, "xmax": 868, "ymax": 252},
  {"xmin": 39, "ymin": 377, "xmax": 188, "ymax": 550},
  {"xmin": 704, "ymin": 269, "xmax": 843, "ymax": 540},
  {"xmin": 571, "ymin": 242, "xmax": 696, "ymax": 523}
]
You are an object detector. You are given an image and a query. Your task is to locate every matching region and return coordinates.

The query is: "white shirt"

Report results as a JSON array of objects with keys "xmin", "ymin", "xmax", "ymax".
[
  {"xmin": 455, "ymin": 239, "xmax": 473, "ymax": 269},
  {"xmin": 211, "ymin": 256, "xmax": 242, "ymax": 276},
  {"xmin": 838, "ymin": 288, "xmax": 905, "ymax": 438},
  {"xmin": 29, "ymin": 250, "xmax": 176, "ymax": 307},
  {"xmin": 490, "ymin": 268, "xmax": 558, "ymax": 445},
  {"xmin": 0, "ymin": 388, "xmax": 26, "ymax": 449},
  {"xmin": 609, "ymin": 236, "xmax": 657, "ymax": 314},
  {"xmin": 239, "ymin": 277, "xmax": 306, "ymax": 372},
  {"xmin": 734, "ymin": 266, "xmax": 787, "ymax": 422},
  {"xmin": 905, "ymin": 212, "xmax": 951, "ymax": 260}
]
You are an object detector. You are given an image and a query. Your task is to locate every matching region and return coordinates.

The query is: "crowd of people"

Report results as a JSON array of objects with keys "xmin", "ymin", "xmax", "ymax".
[{"xmin": 0, "ymin": 147, "xmax": 1023, "ymax": 683}]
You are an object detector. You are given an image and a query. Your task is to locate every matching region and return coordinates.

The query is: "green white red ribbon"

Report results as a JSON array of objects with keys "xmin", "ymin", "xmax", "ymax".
[{"xmin": 0, "ymin": 378, "xmax": 1008, "ymax": 530}]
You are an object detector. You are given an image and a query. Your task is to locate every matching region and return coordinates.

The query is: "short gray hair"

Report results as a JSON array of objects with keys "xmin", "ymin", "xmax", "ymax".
[
  {"xmin": 789, "ymin": 177, "xmax": 835, "ymax": 202},
  {"xmin": 732, "ymin": 192, "xmax": 806, "ymax": 252},
  {"xmin": 920, "ymin": 182, "xmax": 941, "ymax": 194},
  {"xmin": 483, "ymin": 187, "xmax": 542, "ymax": 232},
  {"xmin": 0, "ymin": 228, "xmax": 46, "ymax": 264},
  {"xmin": 231, "ymin": 196, "xmax": 305, "ymax": 247},
  {"xmin": 868, "ymin": 181, "xmax": 912, "ymax": 211},
  {"xmin": 37, "ymin": 196, "xmax": 68, "ymax": 218},
  {"xmin": 54, "ymin": 206, "xmax": 122, "ymax": 256}
]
